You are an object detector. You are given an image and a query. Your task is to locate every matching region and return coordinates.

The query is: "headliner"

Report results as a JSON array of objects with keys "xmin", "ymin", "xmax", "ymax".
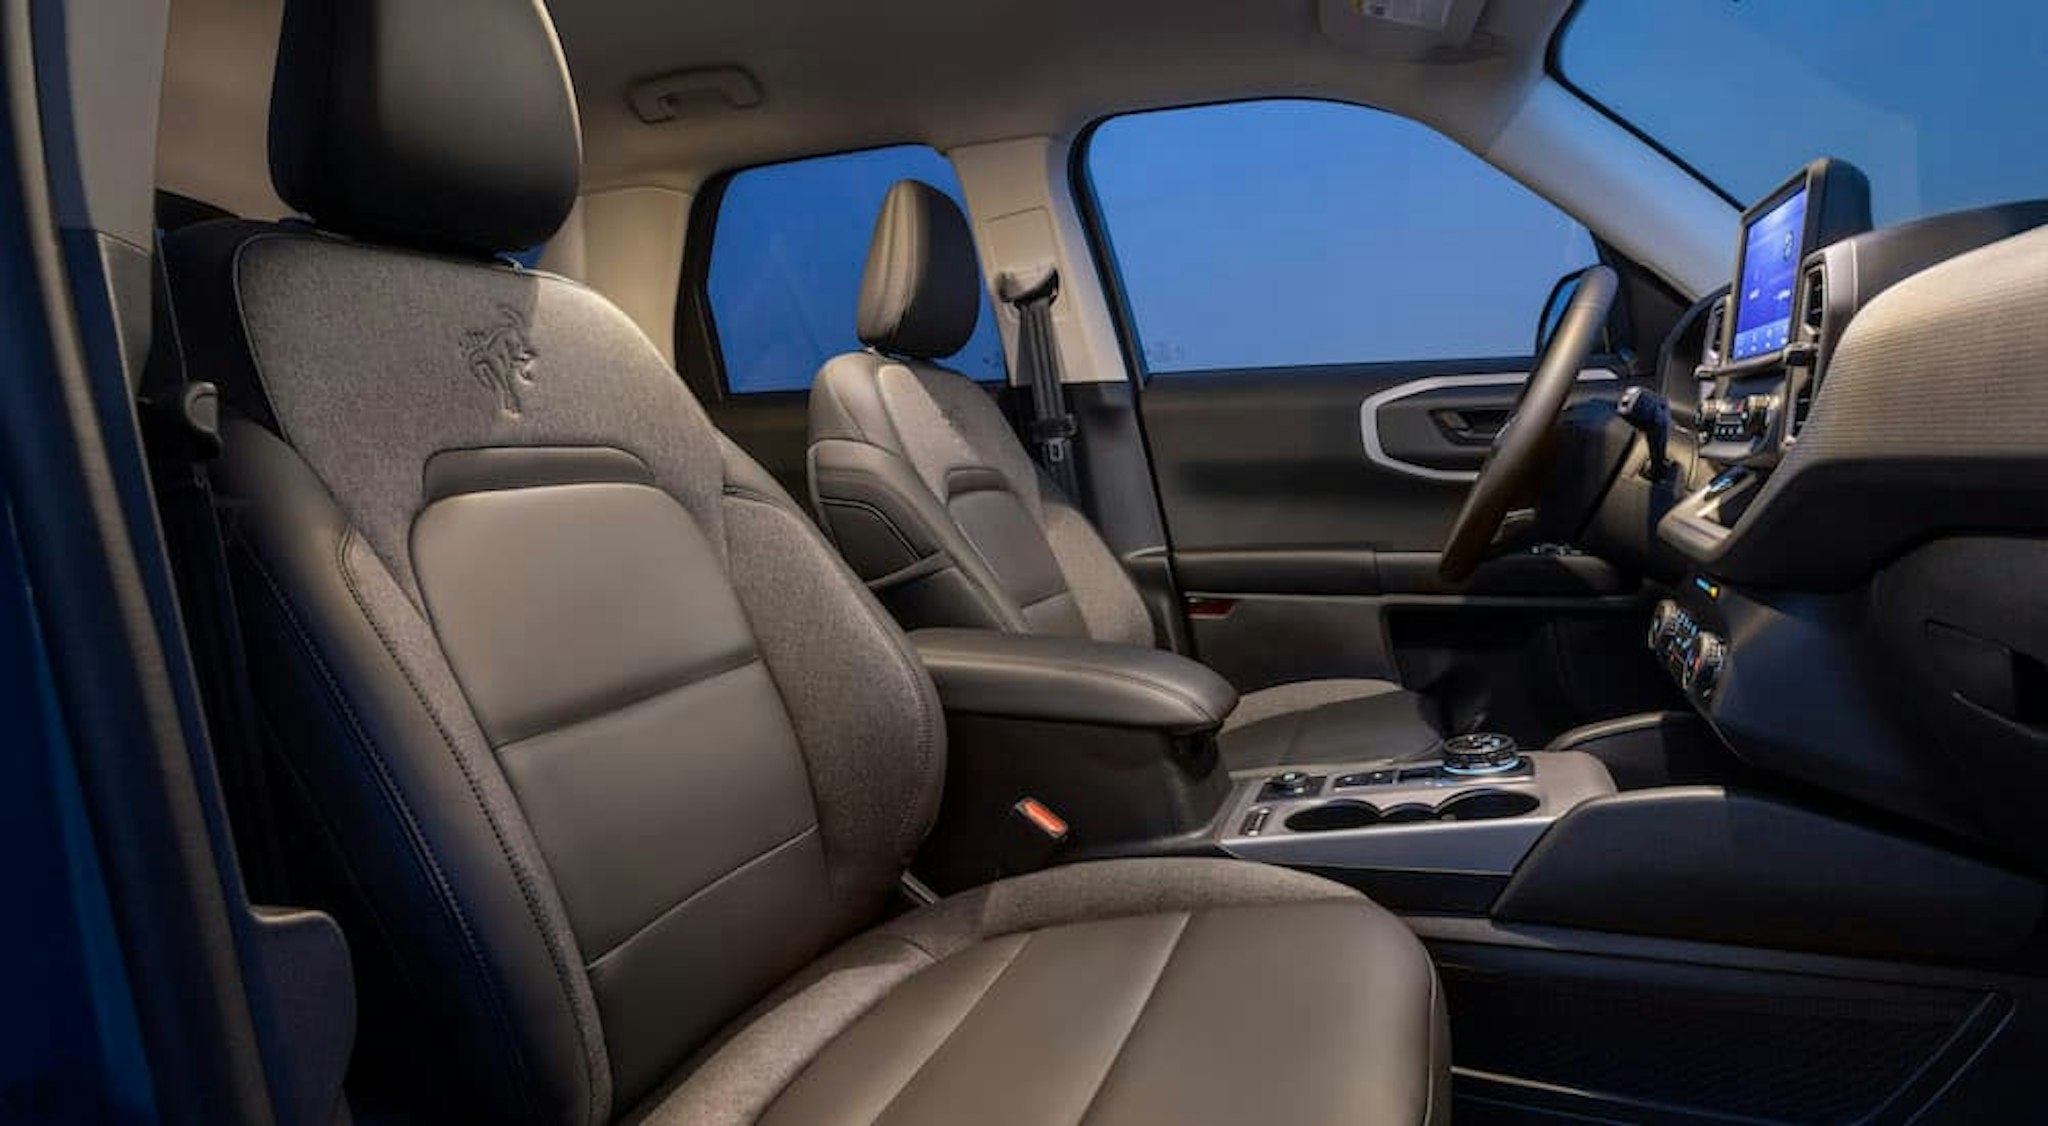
[
  {"xmin": 160, "ymin": 0, "xmax": 1576, "ymax": 207},
  {"xmin": 557, "ymin": 0, "xmax": 1573, "ymax": 189}
]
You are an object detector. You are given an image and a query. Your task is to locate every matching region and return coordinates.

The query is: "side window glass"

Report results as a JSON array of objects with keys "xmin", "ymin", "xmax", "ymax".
[
  {"xmin": 706, "ymin": 145, "xmax": 1007, "ymax": 394},
  {"xmin": 1083, "ymin": 100, "xmax": 1598, "ymax": 376}
]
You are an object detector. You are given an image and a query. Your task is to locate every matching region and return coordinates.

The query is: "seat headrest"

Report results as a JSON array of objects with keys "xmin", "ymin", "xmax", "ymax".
[
  {"xmin": 269, "ymin": 0, "xmax": 583, "ymax": 256},
  {"xmin": 856, "ymin": 180, "xmax": 982, "ymax": 360}
]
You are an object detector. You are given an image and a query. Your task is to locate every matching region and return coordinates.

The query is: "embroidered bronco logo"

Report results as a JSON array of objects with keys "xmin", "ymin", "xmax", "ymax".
[{"xmin": 461, "ymin": 306, "xmax": 538, "ymax": 416}]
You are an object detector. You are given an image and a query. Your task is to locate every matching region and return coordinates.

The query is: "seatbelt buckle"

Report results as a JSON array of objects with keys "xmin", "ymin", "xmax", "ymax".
[
  {"xmin": 1030, "ymin": 415, "xmax": 1078, "ymax": 464},
  {"xmin": 1030, "ymin": 414, "xmax": 1077, "ymax": 440},
  {"xmin": 1000, "ymin": 797, "xmax": 1071, "ymax": 875}
]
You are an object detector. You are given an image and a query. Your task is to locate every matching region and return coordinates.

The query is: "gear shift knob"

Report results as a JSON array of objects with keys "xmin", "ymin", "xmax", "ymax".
[
  {"xmin": 1617, "ymin": 387, "xmax": 1672, "ymax": 480},
  {"xmin": 1442, "ymin": 733, "xmax": 1524, "ymax": 776}
]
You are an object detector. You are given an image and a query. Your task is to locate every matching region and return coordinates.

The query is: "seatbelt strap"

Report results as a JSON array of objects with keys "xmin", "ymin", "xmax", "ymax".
[
  {"xmin": 997, "ymin": 265, "xmax": 1082, "ymax": 500},
  {"xmin": 139, "ymin": 238, "xmax": 288, "ymax": 901}
]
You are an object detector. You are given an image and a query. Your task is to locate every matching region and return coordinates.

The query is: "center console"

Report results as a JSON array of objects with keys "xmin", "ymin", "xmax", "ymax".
[
  {"xmin": 1214, "ymin": 737, "xmax": 1616, "ymax": 910},
  {"xmin": 905, "ymin": 626, "xmax": 1623, "ymax": 904}
]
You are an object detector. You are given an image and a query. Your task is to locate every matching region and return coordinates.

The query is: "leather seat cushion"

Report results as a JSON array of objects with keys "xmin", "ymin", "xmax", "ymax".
[
  {"xmin": 1222, "ymin": 680, "xmax": 1445, "ymax": 770},
  {"xmin": 635, "ymin": 858, "xmax": 1448, "ymax": 1125}
]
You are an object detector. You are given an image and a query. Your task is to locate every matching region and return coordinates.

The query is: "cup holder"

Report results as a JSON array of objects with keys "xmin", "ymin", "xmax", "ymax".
[
  {"xmin": 1377, "ymin": 802, "xmax": 1439, "ymax": 824},
  {"xmin": 1276, "ymin": 789, "xmax": 1540, "ymax": 834},
  {"xmin": 1284, "ymin": 800, "xmax": 1381, "ymax": 832},
  {"xmin": 1436, "ymin": 789, "xmax": 1540, "ymax": 821}
]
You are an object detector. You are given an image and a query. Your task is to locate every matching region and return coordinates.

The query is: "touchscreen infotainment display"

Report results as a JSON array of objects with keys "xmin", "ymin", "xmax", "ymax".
[{"xmin": 1729, "ymin": 187, "xmax": 1809, "ymax": 360}]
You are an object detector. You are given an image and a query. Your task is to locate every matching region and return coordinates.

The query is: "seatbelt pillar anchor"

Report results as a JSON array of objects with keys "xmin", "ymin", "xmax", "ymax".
[{"xmin": 142, "ymin": 379, "xmax": 224, "ymax": 463}]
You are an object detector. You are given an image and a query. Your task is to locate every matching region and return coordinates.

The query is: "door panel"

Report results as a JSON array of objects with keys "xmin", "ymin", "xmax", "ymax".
[
  {"xmin": 1138, "ymin": 362, "xmax": 1625, "ymax": 566},
  {"xmin": 1141, "ymin": 365, "xmax": 1487, "ymax": 555},
  {"xmin": 1136, "ymin": 362, "xmax": 1671, "ymax": 741},
  {"xmin": 1074, "ymin": 98, "xmax": 1690, "ymax": 743}
]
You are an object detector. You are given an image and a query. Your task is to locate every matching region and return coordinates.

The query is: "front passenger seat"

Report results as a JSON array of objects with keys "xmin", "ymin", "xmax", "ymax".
[
  {"xmin": 809, "ymin": 180, "xmax": 1445, "ymax": 770},
  {"xmin": 159, "ymin": 0, "xmax": 1449, "ymax": 1122}
]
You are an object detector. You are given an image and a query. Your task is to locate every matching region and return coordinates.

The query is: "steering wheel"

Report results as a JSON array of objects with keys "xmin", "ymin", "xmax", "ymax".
[{"xmin": 1438, "ymin": 265, "xmax": 1619, "ymax": 584}]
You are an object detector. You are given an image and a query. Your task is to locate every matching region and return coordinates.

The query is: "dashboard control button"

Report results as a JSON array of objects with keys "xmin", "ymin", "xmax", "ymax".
[
  {"xmin": 1684, "ymin": 633, "xmax": 1727, "ymax": 697},
  {"xmin": 1649, "ymin": 599, "xmax": 1683, "ymax": 650},
  {"xmin": 1258, "ymin": 771, "xmax": 1323, "ymax": 801},
  {"xmin": 1741, "ymin": 395, "xmax": 1778, "ymax": 437},
  {"xmin": 1239, "ymin": 807, "xmax": 1271, "ymax": 836}
]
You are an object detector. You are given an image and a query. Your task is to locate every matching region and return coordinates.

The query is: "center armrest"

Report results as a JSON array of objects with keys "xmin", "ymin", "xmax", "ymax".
[{"xmin": 909, "ymin": 628, "xmax": 1239, "ymax": 736}]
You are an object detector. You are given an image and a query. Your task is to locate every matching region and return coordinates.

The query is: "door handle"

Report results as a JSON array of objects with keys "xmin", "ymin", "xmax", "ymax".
[{"xmin": 1430, "ymin": 407, "xmax": 1509, "ymax": 445}]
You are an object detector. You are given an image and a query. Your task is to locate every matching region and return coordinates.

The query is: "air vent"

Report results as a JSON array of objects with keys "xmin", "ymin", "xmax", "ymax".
[
  {"xmin": 1701, "ymin": 296, "xmax": 1728, "ymax": 368},
  {"xmin": 1790, "ymin": 378, "xmax": 1815, "ymax": 439},
  {"xmin": 1801, "ymin": 264, "xmax": 1827, "ymax": 337}
]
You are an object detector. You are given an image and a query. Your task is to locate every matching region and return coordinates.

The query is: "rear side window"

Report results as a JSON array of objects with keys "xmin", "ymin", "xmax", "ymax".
[
  {"xmin": 705, "ymin": 145, "xmax": 1007, "ymax": 394},
  {"xmin": 1083, "ymin": 100, "xmax": 1598, "ymax": 376}
]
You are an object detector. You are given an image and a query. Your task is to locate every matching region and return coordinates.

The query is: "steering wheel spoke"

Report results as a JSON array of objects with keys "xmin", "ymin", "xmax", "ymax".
[{"xmin": 1438, "ymin": 266, "xmax": 1619, "ymax": 584}]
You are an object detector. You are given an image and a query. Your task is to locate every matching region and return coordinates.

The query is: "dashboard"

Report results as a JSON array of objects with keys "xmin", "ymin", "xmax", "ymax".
[{"xmin": 1624, "ymin": 159, "xmax": 2048, "ymax": 867}]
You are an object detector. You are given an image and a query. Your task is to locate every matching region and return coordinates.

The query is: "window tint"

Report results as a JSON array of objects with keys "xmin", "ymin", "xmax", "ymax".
[
  {"xmin": 1559, "ymin": 0, "xmax": 2048, "ymax": 226},
  {"xmin": 1084, "ymin": 100, "xmax": 1597, "ymax": 375},
  {"xmin": 706, "ymin": 145, "xmax": 1007, "ymax": 394}
]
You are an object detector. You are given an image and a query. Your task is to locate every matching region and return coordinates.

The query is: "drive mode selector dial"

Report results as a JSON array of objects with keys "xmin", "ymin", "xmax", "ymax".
[{"xmin": 1442, "ymin": 733, "xmax": 1524, "ymax": 776}]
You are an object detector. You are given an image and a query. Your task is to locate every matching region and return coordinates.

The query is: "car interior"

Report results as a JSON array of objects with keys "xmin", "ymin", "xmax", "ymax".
[{"xmin": 7, "ymin": 0, "xmax": 2048, "ymax": 1122}]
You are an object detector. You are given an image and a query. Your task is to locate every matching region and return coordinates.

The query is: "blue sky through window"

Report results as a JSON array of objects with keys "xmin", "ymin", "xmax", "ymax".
[
  {"xmin": 709, "ymin": 8, "xmax": 2048, "ymax": 391},
  {"xmin": 1560, "ymin": 0, "xmax": 2048, "ymax": 225},
  {"xmin": 708, "ymin": 146, "xmax": 1007, "ymax": 394},
  {"xmin": 1084, "ymin": 100, "xmax": 1597, "ymax": 375}
]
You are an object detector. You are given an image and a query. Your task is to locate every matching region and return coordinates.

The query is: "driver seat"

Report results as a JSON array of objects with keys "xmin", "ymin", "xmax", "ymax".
[{"xmin": 807, "ymin": 180, "xmax": 1444, "ymax": 769}]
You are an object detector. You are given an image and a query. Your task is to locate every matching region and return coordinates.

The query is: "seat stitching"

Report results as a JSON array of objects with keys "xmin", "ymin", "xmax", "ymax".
[
  {"xmin": 491, "ymin": 651, "xmax": 762, "ymax": 752},
  {"xmin": 738, "ymin": 937, "xmax": 941, "ymax": 1121},
  {"xmin": 334, "ymin": 528, "xmax": 609, "ymax": 1126},
  {"xmin": 866, "ymin": 931, "xmax": 1034, "ymax": 1126},
  {"xmin": 237, "ymin": 533, "xmax": 554, "ymax": 1120},
  {"xmin": 1016, "ymin": 587, "xmax": 1077, "ymax": 613},
  {"xmin": 863, "ymin": 552, "xmax": 952, "ymax": 594},
  {"xmin": 1073, "ymin": 911, "xmax": 1194, "ymax": 1126},
  {"xmin": 585, "ymin": 825, "xmax": 820, "ymax": 971}
]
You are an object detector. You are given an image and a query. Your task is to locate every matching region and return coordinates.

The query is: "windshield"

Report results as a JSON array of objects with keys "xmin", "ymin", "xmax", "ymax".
[{"xmin": 1557, "ymin": 0, "xmax": 2048, "ymax": 225}]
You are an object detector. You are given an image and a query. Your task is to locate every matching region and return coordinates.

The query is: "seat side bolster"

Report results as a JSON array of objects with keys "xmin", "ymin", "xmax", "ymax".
[{"xmin": 215, "ymin": 419, "xmax": 610, "ymax": 1126}]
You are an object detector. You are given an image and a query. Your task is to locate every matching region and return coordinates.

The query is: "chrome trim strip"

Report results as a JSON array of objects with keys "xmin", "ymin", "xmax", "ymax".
[{"xmin": 1357, "ymin": 369, "xmax": 1619, "ymax": 483}]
